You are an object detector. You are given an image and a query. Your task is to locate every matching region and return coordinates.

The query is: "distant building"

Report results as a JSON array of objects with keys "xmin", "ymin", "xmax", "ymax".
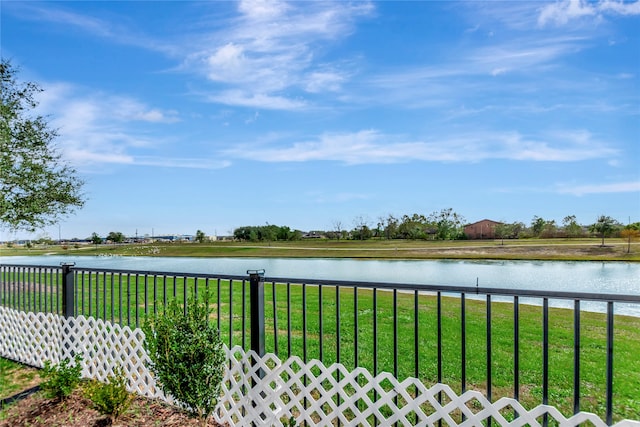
[
  {"xmin": 302, "ymin": 231, "xmax": 324, "ymax": 239},
  {"xmin": 464, "ymin": 219, "xmax": 502, "ymax": 240}
]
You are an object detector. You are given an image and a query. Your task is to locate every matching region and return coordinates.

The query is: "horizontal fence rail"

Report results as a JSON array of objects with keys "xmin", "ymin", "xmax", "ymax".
[{"xmin": 1, "ymin": 263, "xmax": 639, "ymax": 425}]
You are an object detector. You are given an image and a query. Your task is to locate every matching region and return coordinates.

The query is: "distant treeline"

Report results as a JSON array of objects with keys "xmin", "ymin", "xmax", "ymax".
[{"xmin": 232, "ymin": 210, "xmax": 640, "ymax": 243}]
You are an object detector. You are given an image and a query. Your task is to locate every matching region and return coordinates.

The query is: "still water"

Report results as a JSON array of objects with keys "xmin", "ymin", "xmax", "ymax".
[{"xmin": 3, "ymin": 255, "xmax": 640, "ymax": 315}]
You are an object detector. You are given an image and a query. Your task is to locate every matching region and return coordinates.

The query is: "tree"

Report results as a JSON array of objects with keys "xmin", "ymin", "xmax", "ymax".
[
  {"xmin": 352, "ymin": 215, "xmax": 371, "ymax": 240},
  {"xmin": 562, "ymin": 215, "xmax": 583, "ymax": 239},
  {"xmin": 195, "ymin": 229, "xmax": 206, "ymax": 243},
  {"xmin": 380, "ymin": 214, "xmax": 399, "ymax": 240},
  {"xmin": 331, "ymin": 220, "xmax": 343, "ymax": 240},
  {"xmin": 541, "ymin": 219, "xmax": 557, "ymax": 238},
  {"xmin": 1, "ymin": 59, "xmax": 84, "ymax": 232},
  {"xmin": 494, "ymin": 223, "xmax": 513, "ymax": 245},
  {"xmin": 590, "ymin": 215, "xmax": 618, "ymax": 247},
  {"xmin": 106, "ymin": 231, "xmax": 125, "ymax": 243},
  {"xmin": 531, "ymin": 216, "xmax": 546, "ymax": 237},
  {"xmin": 428, "ymin": 208, "xmax": 466, "ymax": 240},
  {"xmin": 621, "ymin": 223, "xmax": 640, "ymax": 254},
  {"xmin": 90, "ymin": 232, "xmax": 103, "ymax": 246},
  {"xmin": 398, "ymin": 213, "xmax": 429, "ymax": 240}
]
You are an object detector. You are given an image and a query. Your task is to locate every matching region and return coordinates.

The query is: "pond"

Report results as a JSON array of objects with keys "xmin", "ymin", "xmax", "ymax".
[{"xmin": 2, "ymin": 255, "xmax": 639, "ymax": 315}]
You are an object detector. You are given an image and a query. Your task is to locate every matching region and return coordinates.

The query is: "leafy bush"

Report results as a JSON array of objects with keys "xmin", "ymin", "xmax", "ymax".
[
  {"xmin": 143, "ymin": 294, "xmax": 225, "ymax": 426},
  {"xmin": 84, "ymin": 365, "xmax": 132, "ymax": 423},
  {"xmin": 39, "ymin": 355, "xmax": 83, "ymax": 400}
]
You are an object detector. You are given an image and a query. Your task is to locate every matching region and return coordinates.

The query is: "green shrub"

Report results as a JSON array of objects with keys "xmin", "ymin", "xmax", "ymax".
[
  {"xmin": 39, "ymin": 355, "xmax": 83, "ymax": 400},
  {"xmin": 143, "ymin": 294, "xmax": 225, "ymax": 427},
  {"xmin": 84, "ymin": 365, "xmax": 132, "ymax": 423}
]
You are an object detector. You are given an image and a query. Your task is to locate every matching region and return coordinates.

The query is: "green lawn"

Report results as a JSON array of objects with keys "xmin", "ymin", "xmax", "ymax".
[{"xmin": 1, "ymin": 269, "xmax": 639, "ymax": 422}]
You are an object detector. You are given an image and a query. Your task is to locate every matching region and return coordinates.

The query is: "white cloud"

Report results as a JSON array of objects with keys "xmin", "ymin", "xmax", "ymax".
[
  {"xmin": 600, "ymin": 0, "xmax": 640, "ymax": 15},
  {"xmin": 557, "ymin": 181, "xmax": 640, "ymax": 195},
  {"xmin": 304, "ymin": 70, "xmax": 346, "ymax": 93},
  {"xmin": 188, "ymin": 1, "xmax": 373, "ymax": 109},
  {"xmin": 4, "ymin": 2, "xmax": 174, "ymax": 54},
  {"xmin": 538, "ymin": 0, "xmax": 597, "ymax": 26},
  {"xmin": 365, "ymin": 35, "xmax": 587, "ymax": 109},
  {"xmin": 207, "ymin": 90, "xmax": 307, "ymax": 110},
  {"xmin": 238, "ymin": 0, "xmax": 290, "ymax": 21},
  {"xmin": 206, "ymin": 43, "xmax": 248, "ymax": 82},
  {"xmin": 34, "ymin": 83, "xmax": 228, "ymax": 170},
  {"xmin": 469, "ymin": 36, "xmax": 586, "ymax": 75},
  {"xmin": 223, "ymin": 129, "xmax": 618, "ymax": 165},
  {"xmin": 66, "ymin": 150, "xmax": 134, "ymax": 166},
  {"xmin": 135, "ymin": 157, "xmax": 232, "ymax": 169},
  {"xmin": 538, "ymin": 0, "xmax": 640, "ymax": 26}
]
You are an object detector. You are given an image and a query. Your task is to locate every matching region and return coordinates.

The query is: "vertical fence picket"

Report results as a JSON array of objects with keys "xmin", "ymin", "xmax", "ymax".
[
  {"xmin": 286, "ymin": 282, "xmax": 292, "ymax": 358},
  {"xmin": 229, "ymin": 279, "xmax": 233, "ymax": 349},
  {"xmin": 461, "ymin": 292, "xmax": 467, "ymax": 394},
  {"xmin": 487, "ymin": 294, "xmax": 492, "ymax": 404},
  {"xmin": 319, "ymin": 284, "xmax": 324, "ymax": 361},
  {"xmin": 606, "ymin": 301, "xmax": 614, "ymax": 426},
  {"xmin": 272, "ymin": 281, "xmax": 278, "ymax": 357},
  {"xmin": 514, "ymin": 295, "xmax": 520, "ymax": 401},
  {"xmin": 242, "ymin": 278, "xmax": 246, "ymax": 349},
  {"xmin": 574, "ymin": 299, "xmax": 581, "ymax": 415}
]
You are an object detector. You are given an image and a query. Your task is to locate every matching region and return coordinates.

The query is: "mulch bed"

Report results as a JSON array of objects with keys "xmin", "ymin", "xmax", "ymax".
[{"xmin": 0, "ymin": 387, "xmax": 227, "ymax": 427}]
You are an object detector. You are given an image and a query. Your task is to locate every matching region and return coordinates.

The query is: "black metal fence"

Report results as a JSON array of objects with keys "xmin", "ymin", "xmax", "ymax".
[{"xmin": 1, "ymin": 262, "xmax": 639, "ymax": 425}]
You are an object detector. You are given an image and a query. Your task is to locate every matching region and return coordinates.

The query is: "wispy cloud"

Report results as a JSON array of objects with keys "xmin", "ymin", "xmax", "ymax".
[
  {"xmin": 538, "ymin": 0, "xmax": 640, "ymax": 27},
  {"xmin": 36, "ymin": 83, "xmax": 228, "ymax": 170},
  {"xmin": 361, "ymin": 32, "xmax": 590, "ymax": 112},
  {"xmin": 223, "ymin": 129, "xmax": 618, "ymax": 165},
  {"xmin": 557, "ymin": 181, "xmax": 640, "ymax": 195},
  {"xmin": 185, "ymin": 1, "xmax": 374, "ymax": 109},
  {"xmin": 469, "ymin": 36, "xmax": 586, "ymax": 76},
  {"xmin": 3, "ymin": 2, "xmax": 174, "ymax": 54},
  {"xmin": 206, "ymin": 90, "xmax": 307, "ymax": 111}
]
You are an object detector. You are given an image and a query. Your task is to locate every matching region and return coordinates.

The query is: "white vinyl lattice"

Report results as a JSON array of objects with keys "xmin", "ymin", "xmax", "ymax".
[{"xmin": 1, "ymin": 306, "xmax": 637, "ymax": 427}]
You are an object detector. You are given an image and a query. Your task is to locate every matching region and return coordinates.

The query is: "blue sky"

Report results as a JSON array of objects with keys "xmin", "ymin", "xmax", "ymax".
[{"xmin": 2, "ymin": 0, "xmax": 639, "ymax": 240}]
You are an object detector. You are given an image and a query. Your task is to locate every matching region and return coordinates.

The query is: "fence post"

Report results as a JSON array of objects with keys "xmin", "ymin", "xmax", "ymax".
[
  {"xmin": 60, "ymin": 263, "xmax": 75, "ymax": 318},
  {"xmin": 248, "ymin": 270, "xmax": 267, "ymax": 425},
  {"xmin": 248, "ymin": 270, "xmax": 265, "ymax": 356}
]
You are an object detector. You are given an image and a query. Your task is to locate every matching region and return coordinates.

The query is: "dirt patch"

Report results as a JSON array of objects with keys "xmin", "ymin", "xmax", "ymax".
[{"xmin": 0, "ymin": 387, "xmax": 227, "ymax": 427}]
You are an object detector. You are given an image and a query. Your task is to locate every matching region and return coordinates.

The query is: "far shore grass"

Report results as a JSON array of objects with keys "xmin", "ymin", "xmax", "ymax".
[{"xmin": 2, "ymin": 237, "xmax": 640, "ymax": 261}]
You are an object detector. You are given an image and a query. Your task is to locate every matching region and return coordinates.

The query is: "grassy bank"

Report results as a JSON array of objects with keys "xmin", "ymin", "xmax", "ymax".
[{"xmin": 2, "ymin": 238, "xmax": 639, "ymax": 261}]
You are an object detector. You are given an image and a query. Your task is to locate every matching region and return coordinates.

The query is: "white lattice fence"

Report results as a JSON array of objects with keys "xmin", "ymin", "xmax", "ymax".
[{"xmin": 1, "ymin": 306, "xmax": 637, "ymax": 427}]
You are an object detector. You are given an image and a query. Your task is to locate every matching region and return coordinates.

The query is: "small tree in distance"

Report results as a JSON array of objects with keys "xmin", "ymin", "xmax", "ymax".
[
  {"xmin": 621, "ymin": 223, "xmax": 640, "ymax": 254},
  {"xmin": 494, "ymin": 222, "xmax": 512, "ymax": 245},
  {"xmin": 195, "ymin": 229, "xmax": 206, "ymax": 243},
  {"xmin": 91, "ymin": 232, "xmax": 103, "ymax": 246},
  {"xmin": 106, "ymin": 231, "xmax": 125, "ymax": 243},
  {"xmin": 590, "ymin": 215, "xmax": 618, "ymax": 247},
  {"xmin": 562, "ymin": 215, "xmax": 583, "ymax": 239}
]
